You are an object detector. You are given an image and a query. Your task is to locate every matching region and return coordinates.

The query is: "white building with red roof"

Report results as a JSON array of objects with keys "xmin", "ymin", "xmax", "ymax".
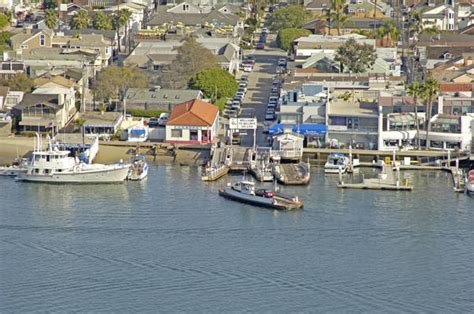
[{"xmin": 165, "ymin": 99, "xmax": 219, "ymax": 145}]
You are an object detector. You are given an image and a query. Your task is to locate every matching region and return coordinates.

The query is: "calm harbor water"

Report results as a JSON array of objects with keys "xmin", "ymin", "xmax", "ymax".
[{"xmin": 0, "ymin": 165, "xmax": 473, "ymax": 312}]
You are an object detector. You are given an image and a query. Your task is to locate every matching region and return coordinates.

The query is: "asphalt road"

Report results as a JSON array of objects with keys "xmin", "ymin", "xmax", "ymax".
[{"xmin": 239, "ymin": 45, "xmax": 286, "ymax": 148}]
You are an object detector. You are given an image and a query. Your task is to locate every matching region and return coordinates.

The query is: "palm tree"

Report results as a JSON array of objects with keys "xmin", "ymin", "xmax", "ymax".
[
  {"xmin": 328, "ymin": 0, "xmax": 348, "ymax": 36},
  {"xmin": 93, "ymin": 11, "xmax": 112, "ymax": 30},
  {"xmin": 408, "ymin": 10, "xmax": 421, "ymax": 47},
  {"xmin": 383, "ymin": 20, "xmax": 399, "ymax": 47},
  {"xmin": 44, "ymin": 8, "xmax": 59, "ymax": 31},
  {"xmin": 74, "ymin": 117, "xmax": 86, "ymax": 145},
  {"xmin": 113, "ymin": 9, "xmax": 132, "ymax": 53},
  {"xmin": 422, "ymin": 77, "xmax": 440, "ymax": 150},
  {"xmin": 70, "ymin": 10, "xmax": 90, "ymax": 30},
  {"xmin": 406, "ymin": 81, "xmax": 423, "ymax": 150}
]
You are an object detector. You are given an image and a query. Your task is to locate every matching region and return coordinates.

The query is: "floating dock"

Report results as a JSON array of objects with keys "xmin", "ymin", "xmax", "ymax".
[
  {"xmin": 273, "ymin": 162, "xmax": 310, "ymax": 185},
  {"xmin": 337, "ymin": 166, "xmax": 413, "ymax": 191}
]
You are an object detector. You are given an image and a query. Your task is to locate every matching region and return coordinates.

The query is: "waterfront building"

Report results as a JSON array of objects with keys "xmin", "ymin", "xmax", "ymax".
[
  {"xmin": 165, "ymin": 99, "xmax": 219, "ymax": 145},
  {"xmin": 124, "ymin": 87, "xmax": 203, "ymax": 112},
  {"xmin": 81, "ymin": 112, "xmax": 124, "ymax": 139}
]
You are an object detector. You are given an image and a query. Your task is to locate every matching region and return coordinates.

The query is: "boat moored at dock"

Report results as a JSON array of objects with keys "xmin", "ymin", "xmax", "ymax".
[
  {"xmin": 17, "ymin": 134, "xmax": 130, "ymax": 183},
  {"xmin": 219, "ymin": 181, "xmax": 304, "ymax": 210},
  {"xmin": 324, "ymin": 153, "xmax": 350, "ymax": 174},
  {"xmin": 127, "ymin": 154, "xmax": 149, "ymax": 181}
]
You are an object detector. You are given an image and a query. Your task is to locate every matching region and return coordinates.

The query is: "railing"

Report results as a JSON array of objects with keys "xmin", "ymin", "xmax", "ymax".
[{"xmin": 270, "ymin": 149, "xmax": 303, "ymax": 159}]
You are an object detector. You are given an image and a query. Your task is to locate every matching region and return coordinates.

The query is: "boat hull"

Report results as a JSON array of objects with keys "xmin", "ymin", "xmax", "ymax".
[{"xmin": 17, "ymin": 165, "xmax": 130, "ymax": 183}]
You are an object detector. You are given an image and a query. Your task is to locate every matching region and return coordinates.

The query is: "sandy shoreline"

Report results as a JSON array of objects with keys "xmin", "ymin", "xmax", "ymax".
[{"xmin": 0, "ymin": 137, "xmax": 209, "ymax": 165}]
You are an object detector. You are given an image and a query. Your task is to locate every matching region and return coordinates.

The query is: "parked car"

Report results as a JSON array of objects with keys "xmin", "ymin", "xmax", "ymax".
[
  {"xmin": 158, "ymin": 112, "xmax": 169, "ymax": 125},
  {"xmin": 263, "ymin": 121, "xmax": 273, "ymax": 133},
  {"xmin": 271, "ymin": 86, "xmax": 279, "ymax": 93},
  {"xmin": 269, "ymin": 96, "xmax": 278, "ymax": 103},
  {"xmin": 243, "ymin": 65, "xmax": 253, "ymax": 72},
  {"xmin": 256, "ymin": 42, "xmax": 265, "ymax": 49},
  {"xmin": 240, "ymin": 76, "xmax": 248, "ymax": 82},
  {"xmin": 278, "ymin": 58, "xmax": 287, "ymax": 67},
  {"xmin": 148, "ymin": 117, "xmax": 159, "ymax": 127},
  {"xmin": 262, "ymin": 27, "xmax": 269, "ymax": 34},
  {"xmin": 267, "ymin": 103, "xmax": 276, "ymax": 109},
  {"xmin": 238, "ymin": 86, "xmax": 247, "ymax": 93},
  {"xmin": 265, "ymin": 113, "xmax": 275, "ymax": 120}
]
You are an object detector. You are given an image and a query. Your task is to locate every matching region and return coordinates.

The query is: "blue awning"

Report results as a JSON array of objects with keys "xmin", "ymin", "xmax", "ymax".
[
  {"xmin": 130, "ymin": 129, "xmax": 146, "ymax": 135},
  {"xmin": 269, "ymin": 124, "xmax": 327, "ymax": 135}
]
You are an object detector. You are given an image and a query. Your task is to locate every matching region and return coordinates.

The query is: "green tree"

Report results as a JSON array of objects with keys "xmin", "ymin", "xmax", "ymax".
[
  {"xmin": 93, "ymin": 11, "xmax": 112, "ymax": 30},
  {"xmin": 70, "ymin": 11, "xmax": 90, "ymax": 30},
  {"xmin": 160, "ymin": 37, "xmax": 218, "ymax": 89},
  {"xmin": 277, "ymin": 28, "xmax": 311, "ymax": 51},
  {"xmin": 266, "ymin": 5, "xmax": 312, "ymax": 32},
  {"xmin": 93, "ymin": 66, "xmax": 149, "ymax": 103},
  {"xmin": 421, "ymin": 77, "xmax": 439, "ymax": 150},
  {"xmin": 335, "ymin": 38, "xmax": 376, "ymax": 73},
  {"xmin": 189, "ymin": 67, "xmax": 238, "ymax": 102},
  {"xmin": 0, "ymin": 31, "xmax": 11, "ymax": 52},
  {"xmin": 44, "ymin": 9, "xmax": 59, "ymax": 30},
  {"xmin": 406, "ymin": 81, "xmax": 423, "ymax": 150},
  {"xmin": 0, "ymin": 12, "xmax": 9, "ymax": 29},
  {"xmin": 0, "ymin": 73, "xmax": 34, "ymax": 92}
]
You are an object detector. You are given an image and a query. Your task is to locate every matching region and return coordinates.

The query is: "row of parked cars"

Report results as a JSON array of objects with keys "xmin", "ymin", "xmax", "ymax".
[
  {"xmin": 262, "ymin": 57, "xmax": 287, "ymax": 132},
  {"xmin": 223, "ymin": 76, "xmax": 249, "ymax": 119}
]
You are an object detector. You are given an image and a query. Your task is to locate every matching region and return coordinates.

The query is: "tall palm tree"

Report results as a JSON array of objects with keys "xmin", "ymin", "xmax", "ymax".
[
  {"xmin": 422, "ymin": 77, "xmax": 440, "ymax": 150},
  {"xmin": 70, "ymin": 10, "xmax": 90, "ymax": 30},
  {"xmin": 44, "ymin": 8, "xmax": 59, "ymax": 31},
  {"xmin": 383, "ymin": 20, "xmax": 399, "ymax": 47},
  {"xmin": 328, "ymin": 0, "xmax": 348, "ymax": 36},
  {"xmin": 407, "ymin": 81, "xmax": 423, "ymax": 150},
  {"xmin": 113, "ymin": 9, "xmax": 132, "ymax": 53}
]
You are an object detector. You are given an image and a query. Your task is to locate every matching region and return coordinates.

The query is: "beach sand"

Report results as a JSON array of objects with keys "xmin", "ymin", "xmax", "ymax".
[{"xmin": 0, "ymin": 137, "xmax": 210, "ymax": 166}]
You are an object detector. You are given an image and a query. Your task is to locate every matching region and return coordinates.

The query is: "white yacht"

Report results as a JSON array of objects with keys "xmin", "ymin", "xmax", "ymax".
[
  {"xmin": 324, "ymin": 153, "xmax": 350, "ymax": 174},
  {"xmin": 17, "ymin": 134, "xmax": 130, "ymax": 183}
]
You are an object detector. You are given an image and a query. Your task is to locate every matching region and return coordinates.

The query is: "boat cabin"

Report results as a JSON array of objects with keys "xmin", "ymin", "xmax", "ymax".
[
  {"xmin": 29, "ymin": 149, "xmax": 76, "ymax": 175},
  {"xmin": 232, "ymin": 181, "xmax": 256, "ymax": 195}
]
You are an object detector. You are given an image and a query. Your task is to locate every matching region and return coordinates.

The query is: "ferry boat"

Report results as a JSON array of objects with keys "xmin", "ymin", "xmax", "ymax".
[
  {"xmin": 466, "ymin": 169, "xmax": 474, "ymax": 194},
  {"xmin": 127, "ymin": 154, "xmax": 149, "ymax": 181},
  {"xmin": 249, "ymin": 160, "xmax": 274, "ymax": 182},
  {"xmin": 273, "ymin": 162, "xmax": 310, "ymax": 185},
  {"xmin": 17, "ymin": 134, "xmax": 130, "ymax": 183},
  {"xmin": 324, "ymin": 153, "xmax": 350, "ymax": 174},
  {"xmin": 219, "ymin": 181, "xmax": 304, "ymax": 210}
]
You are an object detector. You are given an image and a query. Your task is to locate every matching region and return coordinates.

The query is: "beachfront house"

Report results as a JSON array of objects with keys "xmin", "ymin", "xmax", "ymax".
[
  {"xmin": 165, "ymin": 99, "xmax": 219, "ymax": 145},
  {"xmin": 81, "ymin": 112, "xmax": 124, "ymax": 139}
]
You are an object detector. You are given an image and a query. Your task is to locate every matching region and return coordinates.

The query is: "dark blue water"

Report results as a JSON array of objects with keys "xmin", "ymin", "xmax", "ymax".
[{"xmin": 1, "ymin": 165, "xmax": 473, "ymax": 312}]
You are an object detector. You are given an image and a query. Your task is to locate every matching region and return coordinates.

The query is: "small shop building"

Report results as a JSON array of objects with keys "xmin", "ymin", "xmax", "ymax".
[{"xmin": 165, "ymin": 99, "xmax": 219, "ymax": 145}]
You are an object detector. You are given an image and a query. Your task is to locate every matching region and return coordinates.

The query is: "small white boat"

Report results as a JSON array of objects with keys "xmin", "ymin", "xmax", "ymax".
[
  {"xmin": 127, "ymin": 154, "xmax": 149, "ymax": 181},
  {"xmin": 324, "ymin": 153, "xmax": 350, "ymax": 174},
  {"xmin": 466, "ymin": 170, "xmax": 474, "ymax": 194},
  {"xmin": 17, "ymin": 134, "xmax": 130, "ymax": 183},
  {"xmin": 0, "ymin": 158, "xmax": 28, "ymax": 177}
]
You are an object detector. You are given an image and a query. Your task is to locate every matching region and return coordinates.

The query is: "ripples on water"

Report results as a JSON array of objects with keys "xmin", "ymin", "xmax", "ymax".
[{"xmin": 0, "ymin": 165, "xmax": 473, "ymax": 312}]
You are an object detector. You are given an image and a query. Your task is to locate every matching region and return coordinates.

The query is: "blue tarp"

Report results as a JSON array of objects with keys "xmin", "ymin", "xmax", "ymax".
[{"xmin": 269, "ymin": 124, "xmax": 327, "ymax": 135}]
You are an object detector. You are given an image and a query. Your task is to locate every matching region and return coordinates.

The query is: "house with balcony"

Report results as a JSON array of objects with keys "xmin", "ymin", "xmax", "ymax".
[
  {"xmin": 165, "ymin": 99, "xmax": 219, "ymax": 145},
  {"xmin": 326, "ymin": 89, "xmax": 380, "ymax": 149},
  {"xmin": 378, "ymin": 94, "xmax": 426, "ymax": 150},
  {"xmin": 420, "ymin": 114, "xmax": 473, "ymax": 150},
  {"xmin": 421, "ymin": 0, "xmax": 473, "ymax": 31},
  {"xmin": 15, "ymin": 92, "xmax": 75, "ymax": 132}
]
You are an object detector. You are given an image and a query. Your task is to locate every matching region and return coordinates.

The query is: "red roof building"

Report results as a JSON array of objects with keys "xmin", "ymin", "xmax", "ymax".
[{"xmin": 165, "ymin": 99, "xmax": 219, "ymax": 145}]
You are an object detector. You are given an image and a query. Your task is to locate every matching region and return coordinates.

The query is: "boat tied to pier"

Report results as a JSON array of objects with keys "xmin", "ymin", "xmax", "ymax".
[
  {"xmin": 219, "ymin": 181, "xmax": 304, "ymax": 210},
  {"xmin": 127, "ymin": 154, "xmax": 149, "ymax": 181},
  {"xmin": 0, "ymin": 158, "xmax": 28, "ymax": 177},
  {"xmin": 324, "ymin": 153, "xmax": 350, "ymax": 174}
]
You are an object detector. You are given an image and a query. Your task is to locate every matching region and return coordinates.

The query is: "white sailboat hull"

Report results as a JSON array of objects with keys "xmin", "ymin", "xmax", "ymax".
[{"xmin": 18, "ymin": 165, "xmax": 130, "ymax": 183}]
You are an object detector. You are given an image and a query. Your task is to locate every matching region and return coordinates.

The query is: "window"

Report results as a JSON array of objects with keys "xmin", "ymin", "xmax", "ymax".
[
  {"xmin": 171, "ymin": 129, "xmax": 182, "ymax": 138},
  {"xmin": 40, "ymin": 34, "xmax": 45, "ymax": 46},
  {"xmin": 347, "ymin": 118, "xmax": 359, "ymax": 129}
]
